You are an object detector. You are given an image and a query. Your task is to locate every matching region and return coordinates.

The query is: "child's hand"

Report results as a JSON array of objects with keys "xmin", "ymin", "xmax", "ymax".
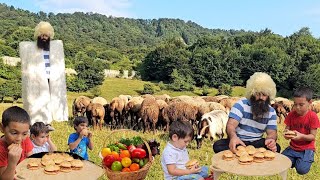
[
  {"xmin": 87, "ymin": 130, "xmax": 93, "ymax": 138},
  {"xmin": 8, "ymin": 143, "xmax": 22, "ymax": 165},
  {"xmin": 80, "ymin": 128, "xmax": 88, "ymax": 138},
  {"xmin": 291, "ymin": 130, "xmax": 302, "ymax": 140},
  {"xmin": 189, "ymin": 165, "xmax": 201, "ymax": 174}
]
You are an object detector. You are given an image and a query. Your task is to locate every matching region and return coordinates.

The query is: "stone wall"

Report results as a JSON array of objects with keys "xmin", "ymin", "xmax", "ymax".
[{"xmin": 1, "ymin": 56, "xmax": 135, "ymax": 78}]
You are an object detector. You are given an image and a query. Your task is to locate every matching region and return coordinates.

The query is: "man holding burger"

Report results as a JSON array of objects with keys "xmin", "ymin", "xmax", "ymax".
[{"xmin": 213, "ymin": 72, "xmax": 281, "ymax": 153}]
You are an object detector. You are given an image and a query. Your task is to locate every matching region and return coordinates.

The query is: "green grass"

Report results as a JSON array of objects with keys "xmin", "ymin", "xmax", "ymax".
[{"xmin": 1, "ymin": 78, "xmax": 320, "ymax": 179}]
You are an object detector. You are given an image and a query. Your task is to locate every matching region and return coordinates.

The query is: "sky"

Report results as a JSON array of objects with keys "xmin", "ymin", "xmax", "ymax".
[{"xmin": 1, "ymin": 0, "xmax": 320, "ymax": 37}]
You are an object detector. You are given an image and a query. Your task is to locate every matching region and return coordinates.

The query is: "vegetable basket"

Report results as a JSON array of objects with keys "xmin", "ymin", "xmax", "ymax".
[{"xmin": 103, "ymin": 129, "xmax": 153, "ymax": 180}]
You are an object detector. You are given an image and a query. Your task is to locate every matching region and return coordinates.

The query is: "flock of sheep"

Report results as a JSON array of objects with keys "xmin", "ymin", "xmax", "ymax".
[{"xmin": 72, "ymin": 94, "xmax": 320, "ymax": 149}]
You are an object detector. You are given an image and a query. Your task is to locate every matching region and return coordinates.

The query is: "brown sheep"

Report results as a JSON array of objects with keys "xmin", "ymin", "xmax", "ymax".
[
  {"xmin": 156, "ymin": 99, "xmax": 169, "ymax": 130},
  {"xmin": 198, "ymin": 102, "xmax": 227, "ymax": 117},
  {"xmin": 154, "ymin": 94, "xmax": 171, "ymax": 103},
  {"xmin": 162, "ymin": 101, "xmax": 199, "ymax": 132},
  {"xmin": 271, "ymin": 101, "xmax": 288, "ymax": 123},
  {"xmin": 274, "ymin": 97, "xmax": 293, "ymax": 112},
  {"xmin": 139, "ymin": 97, "xmax": 159, "ymax": 133},
  {"xmin": 109, "ymin": 97, "xmax": 125, "ymax": 128},
  {"xmin": 201, "ymin": 96, "xmax": 220, "ymax": 103},
  {"xmin": 312, "ymin": 101, "xmax": 320, "ymax": 114},
  {"xmin": 125, "ymin": 96, "xmax": 144, "ymax": 129},
  {"xmin": 86, "ymin": 103, "xmax": 105, "ymax": 130},
  {"xmin": 72, "ymin": 96, "xmax": 92, "ymax": 117},
  {"xmin": 219, "ymin": 97, "xmax": 240, "ymax": 113}
]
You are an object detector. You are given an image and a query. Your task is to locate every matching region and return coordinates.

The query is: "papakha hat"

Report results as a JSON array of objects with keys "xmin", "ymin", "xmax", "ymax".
[
  {"xmin": 34, "ymin": 21, "xmax": 54, "ymax": 39},
  {"xmin": 245, "ymin": 72, "xmax": 276, "ymax": 100}
]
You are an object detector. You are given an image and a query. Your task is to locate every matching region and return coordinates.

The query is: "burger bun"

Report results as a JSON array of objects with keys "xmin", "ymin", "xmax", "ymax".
[{"xmin": 185, "ymin": 159, "xmax": 199, "ymax": 169}]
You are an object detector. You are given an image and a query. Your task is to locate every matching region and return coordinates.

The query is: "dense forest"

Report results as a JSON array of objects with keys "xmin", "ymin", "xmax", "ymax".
[{"xmin": 0, "ymin": 3, "xmax": 320, "ymax": 99}]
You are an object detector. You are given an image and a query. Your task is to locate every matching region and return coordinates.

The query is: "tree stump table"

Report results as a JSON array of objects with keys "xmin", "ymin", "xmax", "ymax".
[{"xmin": 211, "ymin": 151, "xmax": 292, "ymax": 180}]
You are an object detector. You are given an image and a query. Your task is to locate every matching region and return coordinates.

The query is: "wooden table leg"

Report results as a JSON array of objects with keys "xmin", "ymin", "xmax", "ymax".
[
  {"xmin": 279, "ymin": 169, "xmax": 288, "ymax": 180},
  {"xmin": 213, "ymin": 171, "xmax": 223, "ymax": 180}
]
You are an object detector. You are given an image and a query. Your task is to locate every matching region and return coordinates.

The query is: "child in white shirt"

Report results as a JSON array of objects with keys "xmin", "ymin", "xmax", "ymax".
[
  {"xmin": 161, "ymin": 120, "xmax": 209, "ymax": 180},
  {"xmin": 30, "ymin": 122, "xmax": 57, "ymax": 154}
]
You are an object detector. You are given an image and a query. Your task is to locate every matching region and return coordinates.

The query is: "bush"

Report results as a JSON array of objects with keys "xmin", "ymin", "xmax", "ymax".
[
  {"xmin": 201, "ymin": 85, "xmax": 210, "ymax": 96},
  {"xmin": 140, "ymin": 83, "xmax": 155, "ymax": 95},
  {"xmin": 218, "ymin": 83, "xmax": 232, "ymax": 96},
  {"xmin": 90, "ymin": 86, "xmax": 102, "ymax": 97},
  {"xmin": 158, "ymin": 81, "xmax": 167, "ymax": 90}
]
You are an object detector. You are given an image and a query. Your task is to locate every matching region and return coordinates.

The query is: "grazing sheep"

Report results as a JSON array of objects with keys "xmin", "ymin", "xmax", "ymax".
[
  {"xmin": 198, "ymin": 102, "xmax": 227, "ymax": 117},
  {"xmin": 139, "ymin": 97, "xmax": 159, "ymax": 133},
  {"xmin": 154, "ymin": 94, "xmax": 171, "ymax": 103},
  {"xmin": 125, "ymin": 96, "xmax": 144, "ymax": 129},
  {"xmin": 312, "ymin": 101, "xmax": 320, "ymax": 114},
  {"xmin": 196, "ymin": 110, "xmax": 228, "ymax": 149},
  {"xmin": 86, "ymin": 103, "xmax": 105, "ymax": 130},
  {"xmin": 274, "ymin": 97, "xmax": 293, "ymax": 112},
  {"xmin": 271, "ymin": 101, "xmax": 288, "ymax": 123},
  {"xmin": 201, "ymin": 96, "xmax": 220, "ymax": 103},
  {"xmin": 119, "ymin": 94, "xmax": 131, "ymax": 108},
  {"xmin": 109, "ymin": 97, "xmax": 125, "ymax": 128},
  {"xmin": 141, "ymin": 94, "xmax": 156, "ymax": 100},
  {"xmin": 219, "ymin": 97, "xmax": 240, "ymax": 113},
  {"xmin": 72, "ymin": 96, "xmax": 92, "ymax": 117},
  {"xmin": 156, "ymin": 99, "xmax": 169, "ymax": 130},
  {"xmin": 162, "ymin": 101, "xmax": 199, "ymax": 132},
  {"xmin": 92, "ymin": 96, "xmax": 108, "ymax": 106}
]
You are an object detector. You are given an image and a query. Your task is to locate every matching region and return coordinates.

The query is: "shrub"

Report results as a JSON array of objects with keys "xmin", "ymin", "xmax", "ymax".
[
  {"xmin": 218, "ymin": 83, "xmax": 232, "ymax": 96},
  {"xmin": 140, "ymin": 83, "xmax": 155, "ymax": 95},
  {"xmin": 201, "ymin": 85, "xmax": 210, "ymax": 96},
  {"xmin": 158, "ymin": 81, "xmax": 167, "ymax": 90}
]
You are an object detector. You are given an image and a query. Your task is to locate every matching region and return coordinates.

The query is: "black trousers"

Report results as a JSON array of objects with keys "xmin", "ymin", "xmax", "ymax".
[{"xmin": 213, "ymin": 138, "xmax": 281, "ymax": 153}]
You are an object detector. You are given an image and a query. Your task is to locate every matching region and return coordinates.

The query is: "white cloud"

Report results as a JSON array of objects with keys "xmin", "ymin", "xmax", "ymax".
[{"xmin": 34, "ymin": 0, "xmax": 132, "ymax": 17}]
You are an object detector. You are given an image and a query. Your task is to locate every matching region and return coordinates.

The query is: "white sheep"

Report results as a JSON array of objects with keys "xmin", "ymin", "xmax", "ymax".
[{"xmin": 196, "ymin": 110, "xmax": 228, "ymax": 149}]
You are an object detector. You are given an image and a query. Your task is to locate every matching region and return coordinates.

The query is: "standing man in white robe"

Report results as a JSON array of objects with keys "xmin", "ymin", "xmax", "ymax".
[{"xmin": 19, "ymin": 21, "xmax": 68, "ymax": 129}]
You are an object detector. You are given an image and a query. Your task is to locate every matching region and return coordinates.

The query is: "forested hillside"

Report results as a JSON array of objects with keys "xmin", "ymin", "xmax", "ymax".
[{"xmin": 0, "ymin": 3, "xmax": 320, "ymax": 99}]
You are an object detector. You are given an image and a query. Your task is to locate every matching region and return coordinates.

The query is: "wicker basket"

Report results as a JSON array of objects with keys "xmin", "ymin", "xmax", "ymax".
[{"xmin": 103, "ymin": 129, "xmax": 153, "ymax": 180}]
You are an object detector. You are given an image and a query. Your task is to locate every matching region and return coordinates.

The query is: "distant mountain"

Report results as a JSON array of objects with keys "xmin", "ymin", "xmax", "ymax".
[{"xmin": 0, "ymin": 3, "xmax": 246, "ymax": 57}]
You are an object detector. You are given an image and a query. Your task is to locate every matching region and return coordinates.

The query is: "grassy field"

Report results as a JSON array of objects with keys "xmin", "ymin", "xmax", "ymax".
[{"xmin": 1, "ymin": 78, "xmax": 320, "ymax": 180}]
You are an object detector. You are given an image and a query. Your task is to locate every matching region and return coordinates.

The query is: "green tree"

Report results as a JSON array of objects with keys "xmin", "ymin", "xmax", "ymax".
[
  {"xmin": 295, "ymin": 64, "xmax": 320, "ymax": 98},
  {"xmin": 168, "ymin": 69, "xmax": 194, "ymax": 91},
  {"xmin": 74, "ymin": 52, "xmax": 105, "ymax": 91}
]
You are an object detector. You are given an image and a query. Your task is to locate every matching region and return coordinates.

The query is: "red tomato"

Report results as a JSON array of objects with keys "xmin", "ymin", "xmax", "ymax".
[
  {"xmin": 131, "ymin": 148, "xmax": 147, "ymax": 159},
  {"xmin": 103, "ymin": 155, "xmax": 115, "ymax": 168}
]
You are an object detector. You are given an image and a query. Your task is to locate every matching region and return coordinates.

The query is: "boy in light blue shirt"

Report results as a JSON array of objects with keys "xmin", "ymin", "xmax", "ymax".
[{"xmin": 68, "ymin": 117, "xmax": 93, "ymax": 160}]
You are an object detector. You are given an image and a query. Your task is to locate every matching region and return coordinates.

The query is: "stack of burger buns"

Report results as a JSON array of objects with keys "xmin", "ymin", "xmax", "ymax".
[
  {"xmin": 27, "ymin": 153, "xmax": 84, "ymax": 175},
  {"xmin": 221, "ymin": 145, "xmax": 276, "ymax": 165}
]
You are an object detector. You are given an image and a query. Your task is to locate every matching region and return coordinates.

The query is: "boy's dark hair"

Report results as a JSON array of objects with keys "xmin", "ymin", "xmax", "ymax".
[
  {"xmin": 2, "ymin": 106, "xmax": 30, "ymax": 127},
  {"xmin": 73, "ymin": 116, "xmax": 88, "ymax": 130},
  {"xmin": 294, "ymin": 87, "xmax": 313, "ymax": 101},
  {"xmin": 30, "ymin": 122, "xmax": 49, "ymax": 136},
  {"xmin": 169, "ymin": 120, "xmax": 194, "ymax": 140}
]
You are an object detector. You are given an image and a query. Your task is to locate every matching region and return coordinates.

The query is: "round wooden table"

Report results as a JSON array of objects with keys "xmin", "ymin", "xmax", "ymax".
[
  {"xmin": 211, "ymin": 151, "xmax": 292, "ymax": 180},
  {"xmin": 15, "ymin": 158, "xmax": 105, "ymax": 180}
]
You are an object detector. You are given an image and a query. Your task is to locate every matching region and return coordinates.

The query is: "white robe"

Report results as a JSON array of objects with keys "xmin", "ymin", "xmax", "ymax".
[{"xmin": 19, "ymin": 40, "xmax": 68, "ymax": 124}]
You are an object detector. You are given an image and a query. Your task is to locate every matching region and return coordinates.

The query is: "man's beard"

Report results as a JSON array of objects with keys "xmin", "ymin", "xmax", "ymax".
[
  {"xmin": 250, "ymin": 96, "xmax": 270, "ymax": 120},
  {"xmin": 37, "ymin": 37, "xmax": 50, "ymax": 50}
]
